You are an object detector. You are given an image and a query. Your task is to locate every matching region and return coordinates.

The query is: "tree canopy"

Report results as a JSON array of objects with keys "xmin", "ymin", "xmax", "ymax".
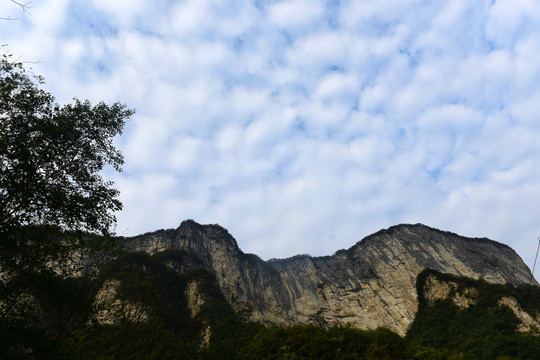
[
  {"xmin": 0, "ymin": 56, "xmax": 133, "ymax": 236},
  {"xmin": 0, "ymin": 55, "xmax": 133, "ymax": 358}
]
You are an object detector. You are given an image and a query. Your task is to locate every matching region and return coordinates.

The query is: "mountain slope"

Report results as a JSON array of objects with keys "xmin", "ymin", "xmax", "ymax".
[
  {"xmin": 118, "ymin": 220, "xmax": 536, "ymax": 335},
  {"xmin": 407, "ymin": 268, "xmax": 540, "ymax": 359}
]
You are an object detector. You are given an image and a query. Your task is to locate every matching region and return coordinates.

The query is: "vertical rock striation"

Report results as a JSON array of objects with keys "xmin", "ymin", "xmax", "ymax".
[{"xmin": 118, "ymin": 220, "xmax": 536, "ymax": 335}]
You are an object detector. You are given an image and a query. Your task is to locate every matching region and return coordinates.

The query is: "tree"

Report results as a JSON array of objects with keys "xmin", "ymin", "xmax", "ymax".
[
  {"xmin": 0, "ymin": 57, "xmax": 132, "ymax": 235},
  {"xmin": 0, "ymin": 55, "xmax": 133, "ymax": 358}
]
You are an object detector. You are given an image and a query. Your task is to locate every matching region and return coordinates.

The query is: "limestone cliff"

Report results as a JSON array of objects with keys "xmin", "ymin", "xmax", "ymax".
[
  {"xmin": 419, "ymin": 272, "xmax": 540, "ymax": 335},
  {"xmin": 118, "ymin": 220, "xmax": 537, "ymax": 335}
]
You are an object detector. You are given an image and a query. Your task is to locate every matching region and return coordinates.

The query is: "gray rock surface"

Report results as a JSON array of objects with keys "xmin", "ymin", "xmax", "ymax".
[{"xmin": 118, "ymin": 220, "xmax": 537, "ymax": 335}]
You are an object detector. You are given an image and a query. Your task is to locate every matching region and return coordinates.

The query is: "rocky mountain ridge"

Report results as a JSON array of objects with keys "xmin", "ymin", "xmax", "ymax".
[{"xmin": 118, "ymin": 220, "xmax": 537, "ymax": 335}]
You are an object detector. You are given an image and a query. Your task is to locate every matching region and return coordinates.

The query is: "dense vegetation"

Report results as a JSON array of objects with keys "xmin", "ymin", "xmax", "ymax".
[
  {"xmin": 232, "ymin": 270, "xmax": 540, "ymax": 360},
  {"xmin": 0, "ymin": 54, "xmax": 133, "ymax": 359},
  {"xmin": 2, "ymin": 247, "xmax": 539, "ymax": 359},
  {"xmin": 63, "ymin": 250, "xmax": 261, "ymax": 360},
  {"xmin": 239, "ymin": 324, "xmax": 415, "ymax": 360},
  {"xmin": 2, "ymin": 54, "xmax": 539, "ymax": 359},
  {"xmin": 407, "ymin": 269, "xmax": 540, "ymax": 360}
]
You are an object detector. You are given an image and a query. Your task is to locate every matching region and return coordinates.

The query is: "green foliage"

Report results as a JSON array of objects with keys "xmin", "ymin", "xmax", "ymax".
[
  {"xmin": 0, "ymin": 57, "xmax": 133, "ymax": 235},
  {"xmin": 64, "ymin": 251, "xmax": 263, "ymax": 360},
  {"xmin": 0, "ymin": 269, "xmax": 94, "ymax": 360},
  {"xmin": 238, "ymin": 324, "xmax": 414, "ymax": 360},
  {"xmin": 65, "ymin": 252, "xmax": 200, "ymax": 359},
  {"xmin": 201, "ymin": 302, "xmax": 263, "ymax": 360},
  {"xmin": 0, "ymin": 317, "xmax": 72, "ymax": 360},
  {"xmin": 0, "ymin": 56, "xmax": 133, "ymax": 358},
  {"xmin": 408, "ymin": 269, "xmax": 540, "ymax": 360},
  {"xmin": 67, "ymin": 322, "xmax": 197, "ymax": 360}
]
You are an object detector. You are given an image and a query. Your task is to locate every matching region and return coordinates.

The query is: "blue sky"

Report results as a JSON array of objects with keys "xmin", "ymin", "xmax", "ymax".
[{"xmin": 2, "ymin": 0, "xmax": 540, "ymax": 272}]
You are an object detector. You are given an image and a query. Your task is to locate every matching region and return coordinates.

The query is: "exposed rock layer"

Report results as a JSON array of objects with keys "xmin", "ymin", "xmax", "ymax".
[
  {"xmin": 118, "ymin": 220, "xmax": 537, "ymax": 335},
  {"xmin": 418, "ymin": 271, "xmax": 540, "ymax": 336},
  {"xmin": 498, "ymin": 296, "xmax": 540, "ymax": 335}
]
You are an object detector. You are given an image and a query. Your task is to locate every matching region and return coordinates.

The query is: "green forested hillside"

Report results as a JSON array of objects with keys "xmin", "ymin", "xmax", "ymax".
[
  {"xmin": 4, "ymin": 246, "xmax": 538, "ymax": 359},
  {"xmin": 407, "ymin": 269, "xmax": 540, "ymax": 360},
  {"xmin": 63, "ymin": 250, "xmax": 261, "ymax": 360}
]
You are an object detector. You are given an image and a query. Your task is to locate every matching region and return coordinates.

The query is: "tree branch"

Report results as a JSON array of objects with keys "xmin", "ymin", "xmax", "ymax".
[
  {"xmin": 1, "ymin": 1, "xmax": 32, "ymax": 20},
  {"xmin": 10, "ymin": 0, "xmax": 32, "ymax": 14}
]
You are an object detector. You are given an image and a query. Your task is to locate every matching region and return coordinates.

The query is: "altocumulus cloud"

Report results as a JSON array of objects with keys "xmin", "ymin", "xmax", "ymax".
[{"xmin": 2, "ymin": 0, "xmax": 540, "ymax": 269}]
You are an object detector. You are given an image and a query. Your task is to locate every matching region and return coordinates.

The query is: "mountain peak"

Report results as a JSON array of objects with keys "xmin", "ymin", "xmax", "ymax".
[{"xmin": 119, "ymin": 220, "xmax": 536, "ymax": 335}]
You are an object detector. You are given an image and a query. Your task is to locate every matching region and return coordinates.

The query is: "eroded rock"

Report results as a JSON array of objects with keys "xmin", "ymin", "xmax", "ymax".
[{"xmin": 118, "ymin": 221, "xmax": 537, "ymax": 335}]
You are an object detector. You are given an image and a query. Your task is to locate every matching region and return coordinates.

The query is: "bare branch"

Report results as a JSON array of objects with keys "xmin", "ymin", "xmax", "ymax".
[
  {"xmin": 10, "ymin": 0, "xmax": 32, "ymax": 14},
  {"xmin": 1, "ymin": 1, "xmax": 32, "ymax": 20}
]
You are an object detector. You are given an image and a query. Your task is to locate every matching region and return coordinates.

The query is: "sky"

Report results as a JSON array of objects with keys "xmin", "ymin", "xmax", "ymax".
[{"xmin": 2, "ymin": 0, "xmax": 540, "ymax": 271}]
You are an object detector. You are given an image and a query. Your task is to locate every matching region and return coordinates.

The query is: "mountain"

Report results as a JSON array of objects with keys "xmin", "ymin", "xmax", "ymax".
[
  {"xmin": 406, "ymin": 268, "xmax": 540, "ymax": 359},
  {"xmin": 117, "ymin": 220, "xmax": 537, "ymax": 335}
]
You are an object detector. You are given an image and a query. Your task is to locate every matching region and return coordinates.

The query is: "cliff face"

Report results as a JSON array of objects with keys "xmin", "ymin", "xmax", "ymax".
[
  {"xmin": 118, "ymin": 220, "xmax": 536, "ymax": 335},
  {"xmin": 420, "ymin": 272, "xmax": 540, "ymax": 335}
]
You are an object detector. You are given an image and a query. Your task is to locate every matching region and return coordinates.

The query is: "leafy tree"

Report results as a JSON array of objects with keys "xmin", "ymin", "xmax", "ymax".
[
  {"xmin": 0, "ymin": 57, "xmax": 132, "ymax": 235},
  {"xmin": 0, "ymin": 55, "xmax": 133, "ymax": 358},
  {"xmin": 238, "ymin": 324, "xmax": 415, "ymax": 360}
]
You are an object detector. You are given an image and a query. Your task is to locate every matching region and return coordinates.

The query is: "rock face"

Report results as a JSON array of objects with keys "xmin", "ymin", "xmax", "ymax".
[
  {"xmin": 118, "ymin": 220, "xmax": 537, "ymax": 335},
  {"xmin": 416, "ymin": 270, "xmax": 540, "ymax": 336}
]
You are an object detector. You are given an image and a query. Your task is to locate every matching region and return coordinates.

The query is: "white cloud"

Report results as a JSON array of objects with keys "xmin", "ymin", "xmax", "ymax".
[
  {"xmin": 267, "ymin": 0, "xmax": 325, "ymax": 31},
  {"xmin": 3, "ymin": 0, "xmax": 540, "ymax": 271},
  {"xmin": 486, "ymin": 0, "xmax": 540, "ymax": 48},
  {"xmin": 90, "ymin": 0, "xmax": 145, "ymax": 17}
]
